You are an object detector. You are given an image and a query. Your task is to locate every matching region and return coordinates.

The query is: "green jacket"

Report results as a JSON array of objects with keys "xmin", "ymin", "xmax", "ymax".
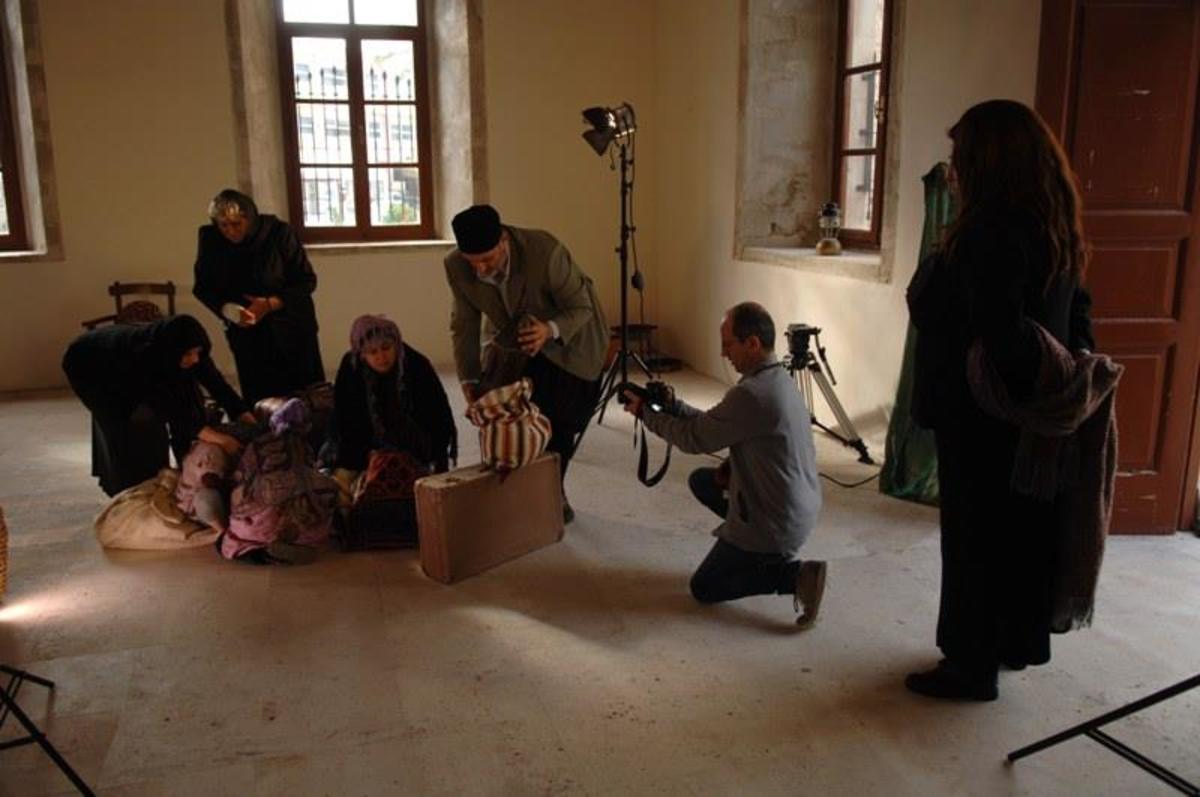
[{"xmin": 444, "ymin": 225, "xmax": 609, "ymax": 383}]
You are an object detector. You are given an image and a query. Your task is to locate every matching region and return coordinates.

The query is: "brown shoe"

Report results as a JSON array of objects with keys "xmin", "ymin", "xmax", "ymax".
[{"xmin": 793, "ymin": 561, "xmax": 827, "ymax": 629}]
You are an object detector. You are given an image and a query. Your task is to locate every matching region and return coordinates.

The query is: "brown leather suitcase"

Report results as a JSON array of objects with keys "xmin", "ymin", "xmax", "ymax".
[{"xmin": 414, "ymin": 453, "xmax": 563, "ymax": 583}]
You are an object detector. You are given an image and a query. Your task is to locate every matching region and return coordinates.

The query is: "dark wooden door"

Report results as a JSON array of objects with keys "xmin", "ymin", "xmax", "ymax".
[{"xmin": 1037, "ymin": 0, "xmax": 1200, "ymax": 533}]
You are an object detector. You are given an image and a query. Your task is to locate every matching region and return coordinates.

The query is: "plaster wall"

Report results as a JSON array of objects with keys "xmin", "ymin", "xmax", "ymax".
[
  {"xmin": 0, "ymin": 0, "xmax": 658, "ymax": 391},
  {"xmin": 651, "ymin": 0, "xmax": 1043, "ymax": 427}
]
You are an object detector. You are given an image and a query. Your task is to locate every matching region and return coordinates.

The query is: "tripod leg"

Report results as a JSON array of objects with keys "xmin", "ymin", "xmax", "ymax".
[{"xmin": 808, "ymin": 366, "xmax": 875, "ymax": 464}]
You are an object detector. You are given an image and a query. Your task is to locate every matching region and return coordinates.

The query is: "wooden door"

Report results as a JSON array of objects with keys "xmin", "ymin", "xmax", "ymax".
[{"xmin": 1037, "ymin": 0, "xmax": 1200, "ymax": 533}]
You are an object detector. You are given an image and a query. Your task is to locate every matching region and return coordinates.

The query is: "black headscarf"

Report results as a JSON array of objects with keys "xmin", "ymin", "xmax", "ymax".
[{"xmin": 144, "ymin": 315, "xmax": 212, "ymax": 373}]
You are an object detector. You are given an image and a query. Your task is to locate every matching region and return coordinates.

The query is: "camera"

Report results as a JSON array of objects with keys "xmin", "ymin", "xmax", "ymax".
[
  {"xmin": 785, "ymin": 323, "xmax": 821, "ymax": 360},
  {"xmin": 618, "ymin": 380, "xmax": 677, "ymax": 414}
]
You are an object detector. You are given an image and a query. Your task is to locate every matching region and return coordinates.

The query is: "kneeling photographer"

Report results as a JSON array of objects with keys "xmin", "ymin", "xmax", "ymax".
[{"xmin": 622, "ymin": 302, "xmax": 826, "ymax": 628}]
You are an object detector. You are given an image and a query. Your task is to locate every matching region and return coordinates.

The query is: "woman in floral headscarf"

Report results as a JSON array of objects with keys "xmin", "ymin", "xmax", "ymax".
[
  {"xmin": 326, "ymin": 316, "xmax": 456, "ymax": 547},
  {"xmin": 330, "ymin": 315, "xmax": 456, "ymax": 477}
]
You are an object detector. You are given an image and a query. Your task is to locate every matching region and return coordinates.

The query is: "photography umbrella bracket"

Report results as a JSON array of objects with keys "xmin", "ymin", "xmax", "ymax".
[{"xmin": 783, "ymin": 324, "xmax": 874, "ymax": 465}]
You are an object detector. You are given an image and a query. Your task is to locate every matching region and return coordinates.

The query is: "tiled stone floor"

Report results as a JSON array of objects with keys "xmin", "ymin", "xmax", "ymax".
[{"xmin": 0, "ymin": 370, "xmax": 1197, "ymax": 795}]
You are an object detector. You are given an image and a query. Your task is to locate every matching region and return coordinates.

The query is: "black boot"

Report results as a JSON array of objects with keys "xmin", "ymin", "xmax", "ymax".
[{"xmin": 905, "ymin": 659, "xmax": 998, "ymax": 702}]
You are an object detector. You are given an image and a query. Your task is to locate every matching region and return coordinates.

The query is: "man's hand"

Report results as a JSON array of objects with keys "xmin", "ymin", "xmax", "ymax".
[
  {"xmin": 518, "ymin": 316, "xmax": 553, "ymax": 356},
  {"xmin": 621, "ymin": 389, "xmax": 644, "ymax": 418},
  {"xmin": 461, "ymin": 383, "xmax": 479, "ymax": 405}
]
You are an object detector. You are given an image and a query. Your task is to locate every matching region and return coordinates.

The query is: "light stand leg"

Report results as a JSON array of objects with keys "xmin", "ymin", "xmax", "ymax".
[
  {"xmin": 596, "ymin": 349, "xmax": 658, "ymax": 423},
  {"xmin": 0, "ymin": 665, "xmax": 95, "ymax": 796},
  {"xmin": 1007, "ymin": 673, "xmax": 1199, "ymax": 795}
]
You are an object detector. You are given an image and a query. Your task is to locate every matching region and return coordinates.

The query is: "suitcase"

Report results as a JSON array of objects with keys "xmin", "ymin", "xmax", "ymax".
[{"xmin": 414, "ymin": 453, "xmax": 563, "ymax": 583}]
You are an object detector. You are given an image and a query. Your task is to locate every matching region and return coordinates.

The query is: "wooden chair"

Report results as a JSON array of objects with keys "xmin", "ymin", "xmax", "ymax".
[{"xmin": 81, "ymin": 281, "xmax": 176, "ymax": 330}]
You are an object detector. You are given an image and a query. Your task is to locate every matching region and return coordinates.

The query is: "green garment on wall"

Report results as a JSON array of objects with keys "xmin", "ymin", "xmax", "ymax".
[{"xmin": 879, "ymin": 162, "xmax": 955, "ymax": 505}]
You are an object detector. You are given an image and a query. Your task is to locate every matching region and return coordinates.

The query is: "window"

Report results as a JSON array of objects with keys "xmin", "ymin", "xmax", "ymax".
[
  {"xmin": 832, "ymin": 0, "xmax": 893, "ymax": 249},
  {"xmin": 276, "ymin": 0, "xmax": 434, "ymax": 242},
  {"xmin": 0, "ymin": 23, "xmax": 28, "ymax": 252}
]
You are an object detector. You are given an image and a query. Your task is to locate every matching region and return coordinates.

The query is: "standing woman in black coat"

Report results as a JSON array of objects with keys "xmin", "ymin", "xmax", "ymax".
[
  {"xmin": 62, "ymin": 315, "xmax": 254, "ymax": 496},
  {"xmin": 905, "ymin": 100, "xmax": 1095, "ymax": 701},
  {"xmin": 193, "ymin": 189, "xmax": 325, "ymax": 404}
]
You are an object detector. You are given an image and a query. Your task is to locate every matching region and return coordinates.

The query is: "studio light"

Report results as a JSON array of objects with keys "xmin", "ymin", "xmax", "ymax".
[{"xmin": 581, "ymin": 103, "xmax": 637, "ymax": 156}]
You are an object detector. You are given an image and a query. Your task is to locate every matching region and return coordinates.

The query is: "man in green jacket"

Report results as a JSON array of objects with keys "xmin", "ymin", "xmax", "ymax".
[{"xmin": 445, "ymin": 204, "xmax": 609, "ymax": 522}]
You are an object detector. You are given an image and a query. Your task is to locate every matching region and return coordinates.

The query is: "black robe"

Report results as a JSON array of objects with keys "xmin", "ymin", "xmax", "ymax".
[
  {"xmin": 907, "ymin": 208, "xmax": 1094, "ymax": 674},
  {"xmin": 62, "ymin": 316, "xmax": 249, "ymax": 496},
  {"xmin": 193, "ymin": 214, "xmax": 325, "ymax": 404},
  {"xmin": 329, "ymin": 344, "xmax": 456, "ymax": 474}
]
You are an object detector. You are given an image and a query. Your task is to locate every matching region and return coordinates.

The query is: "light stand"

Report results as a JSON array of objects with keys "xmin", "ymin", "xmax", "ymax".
[
  {"xmin": 580, "ymin": 104, "xmax": 654, "ymax": 424},
  {"xmin": 0, "ymin": 664, "xmax": 94, "ymax": 794}
]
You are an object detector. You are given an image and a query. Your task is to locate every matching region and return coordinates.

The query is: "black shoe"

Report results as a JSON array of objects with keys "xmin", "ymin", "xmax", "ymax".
[
  {"xmin": 905, "ymin": 660, "xmax": 998, "ymax": 701},
  {"xmin": 793, "ymin": 561, "xmax": 827, "ymax": 629}
]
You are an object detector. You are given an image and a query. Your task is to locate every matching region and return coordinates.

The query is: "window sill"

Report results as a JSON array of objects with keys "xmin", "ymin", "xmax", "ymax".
[
  {"xmin": 306, "ymin": 239, "xmax": 456, "ymax": 257},
  {"xmin": 741, "ymin": 246, "xmax": 885, "ymax": 282},
  {"xmin": 0, "ymin": 248, "xmax": 60, "ymax": 263}
]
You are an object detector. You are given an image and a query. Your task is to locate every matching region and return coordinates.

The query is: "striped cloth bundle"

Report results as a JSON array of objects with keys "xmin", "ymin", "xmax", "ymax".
[{"xmin": 466, "ymin": 378, "xmax": 552, "ymax": 472}]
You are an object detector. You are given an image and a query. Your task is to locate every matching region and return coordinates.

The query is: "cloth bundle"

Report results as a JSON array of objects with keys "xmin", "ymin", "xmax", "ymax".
[
  {"xmin": 466, "ymin": 378, "xmax": 551, "ymax": 471},
  {"xmin": 95, "ymin": 468, "xmax": 218, "ymax": 550}
]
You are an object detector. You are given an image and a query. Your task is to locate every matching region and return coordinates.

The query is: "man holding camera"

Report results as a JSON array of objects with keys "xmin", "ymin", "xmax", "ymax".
[
  {"xmin": 623, "ymin": 302, "xmax": 826, "ymax": 627},
  {"xmin": 445, "ymin": 205, "xmax": 609, "ymax": 522}
]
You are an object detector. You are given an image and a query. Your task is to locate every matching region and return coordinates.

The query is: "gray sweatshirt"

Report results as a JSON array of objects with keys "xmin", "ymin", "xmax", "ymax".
[{"xmin": 641, "ymin": 356, "xmax": 821, "ymax": 557}]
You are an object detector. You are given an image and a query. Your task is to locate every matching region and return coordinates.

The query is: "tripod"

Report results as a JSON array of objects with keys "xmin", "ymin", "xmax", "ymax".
[
  {"xmin": 0, "ymin": 664, "xmax": 94, "ymax": 795},
  {"xmin": 785, "ymin": 332, "xmax": 874, "ymax": 465},
  {"xmin": 595, "ymin": 137, "xmax": 654, "ymax": 424}
]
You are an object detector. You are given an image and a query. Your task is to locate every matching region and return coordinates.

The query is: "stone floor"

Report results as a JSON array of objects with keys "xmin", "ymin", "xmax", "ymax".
[{"xmin": 0, "ymin": 370, "xmax": 1197, "ymax": 796}]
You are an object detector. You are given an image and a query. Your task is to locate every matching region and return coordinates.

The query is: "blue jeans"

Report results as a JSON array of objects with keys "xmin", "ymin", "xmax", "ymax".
[{"xmin": 687, "ymin": 467, "xmax": 799, "ymax": 604}]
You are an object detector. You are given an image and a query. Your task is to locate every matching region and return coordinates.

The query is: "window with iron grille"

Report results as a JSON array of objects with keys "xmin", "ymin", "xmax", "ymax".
[{"xmin": 276, "ymin": 0, "xmax": 434, "ymax": 242}]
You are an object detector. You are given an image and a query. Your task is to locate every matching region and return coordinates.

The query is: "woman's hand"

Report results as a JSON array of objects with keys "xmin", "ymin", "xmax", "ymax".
[
  {"xmin": 241, "ymin": 294, "xmax": 281, "ymax": 324},
  {"xmin": 199, "ymin": 427, "xmax": 244, "ymax": 457}
]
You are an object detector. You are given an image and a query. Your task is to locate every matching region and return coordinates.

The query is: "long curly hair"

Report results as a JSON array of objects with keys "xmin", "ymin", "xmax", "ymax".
[{"xmin": 944, "ymin": 99, "xmax": 1087, "ymax": 287}]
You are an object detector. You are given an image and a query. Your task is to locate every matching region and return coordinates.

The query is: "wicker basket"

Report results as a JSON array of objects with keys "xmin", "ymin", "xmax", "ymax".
[{"xmin": 0, "ymin": 505, "xmax": 7, "ymax": 596}]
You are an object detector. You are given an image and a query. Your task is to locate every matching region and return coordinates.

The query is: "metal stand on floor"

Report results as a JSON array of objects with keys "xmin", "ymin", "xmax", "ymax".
[
  {"xmin": 1007, "ymin": 672, "xmax": 1200, "ymax": 795},
  {"xmin": 783, "ymin": 325, "xmax": 874, "ymax": 465},
  {"xmin": 0, "ymin": 664, "xmax": 94, "ymax": 796}
]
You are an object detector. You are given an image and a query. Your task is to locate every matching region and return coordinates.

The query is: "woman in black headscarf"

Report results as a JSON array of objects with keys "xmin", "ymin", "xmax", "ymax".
[
  {"xmin": 62, "ymin": 315, "xmax": 254, "ymax": 496},
  {"xmin": 193, "ymin": 189, "xmax": 325, "ymax": 404}
]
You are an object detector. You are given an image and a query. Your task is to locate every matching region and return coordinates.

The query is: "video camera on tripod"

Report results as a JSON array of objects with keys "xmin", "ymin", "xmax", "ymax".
[
  {"xmin": 783, "ymin": 322, "xmax": 875, "ymax": 465},
  {"xmin": 784, "ymin": 323, "xmax": 823, "ymax": 367}
]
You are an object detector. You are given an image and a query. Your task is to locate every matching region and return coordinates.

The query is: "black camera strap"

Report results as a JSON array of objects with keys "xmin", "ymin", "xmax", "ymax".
[{"xmin": 635, "ymin": 419, "xmax": 672, "ymax": 487}]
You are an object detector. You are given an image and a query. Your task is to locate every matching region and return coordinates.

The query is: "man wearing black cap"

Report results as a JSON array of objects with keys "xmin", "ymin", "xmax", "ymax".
[{"xmin": 445, "ymin": 204, "xmax": 609, "ymax": 522}]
